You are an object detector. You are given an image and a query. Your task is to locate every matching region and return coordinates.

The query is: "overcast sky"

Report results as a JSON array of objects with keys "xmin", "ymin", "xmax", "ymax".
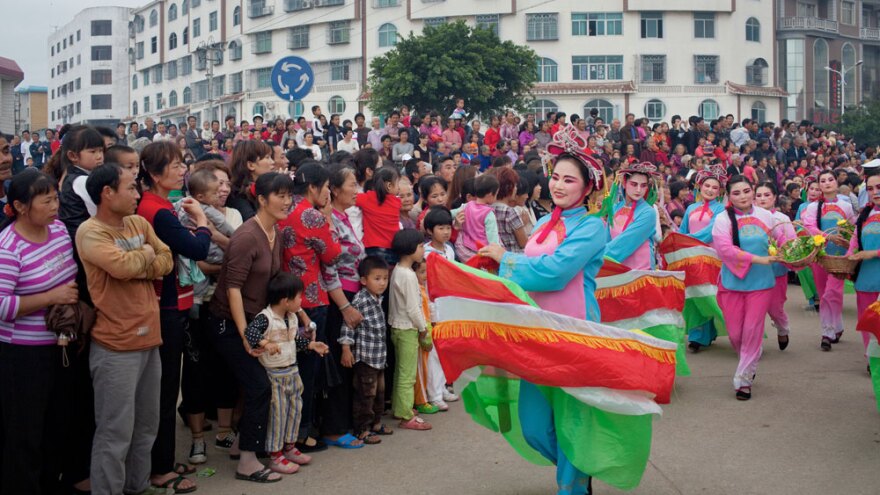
[{"xmin": 1, "ymin": 0, "xmax": 144, "ymax": 88}]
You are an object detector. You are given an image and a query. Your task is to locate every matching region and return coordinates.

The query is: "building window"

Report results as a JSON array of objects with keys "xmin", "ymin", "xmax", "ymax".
[
  {"xmin": 782, "ymin": 39, "xmax": 805, "ymax": 120},
  {"xmin": 183, "ymin": 87, "xmax": 192, "ymax": 104},
  {"xmin": 75, "ymin": 78, "xmax": 81, "ymax": 90},
  {"xmin": 572, "ymin": 55, "xmax": 623, "ymax": 81},
  {"xmin": 77, "ymin": 29, "xmax": 81, "ymax": 41},
  {"xmin": 529, "ymin": 99, "xmax": 558, "ymax": 118},
  {"xmin": 136, "ymin": 42, "xmax": 144, "ymax": 59},
  {"xmin": 425, "ymin": 17, "xmax": 447, "ymax": 28},
  {"xmin": 92, "ymin": 70, "xmax": 113, "ymax": 85},
  {"xmin": 151, "ymin": 36, "xmax": 158, "ymax": 53},
  {"xmin": 150, "ymin": 9, "xmax": 158, "ymax": 27},
  {"xmin": 144, "ymin": 69, "xmax": 150, "ymax": 86},
  {"xmin": 209, "ymin": 11, "xmax": 218, "ymax": 31},
  {"xmin": 374, "ymin": 0, "xmax": 399, "ymax": 7},
  {"xmin": 328, "ymin": 95, "xmax": 346, "ymax": 114},
  {"xmin": 154, "ymin": 66, "xmax": 163, "ymax": 83},
  {"xmin": 526, "ymin": 13, "xmax": 558, "ymax": 41},
  {"xmin": 182, "ymin": 0, "xmax": 189, "ymax": 14},
  {"xmin": 536, "ymin": 57, "xmax": 558, "ymax": 83},
  {"xmin": 156, "ymin": 93, "xmax": 164, "ymax": 110},
  {"xmin": 751, "ymin": 101, "xmax": 766, "ymax": 123},
  {"xmin": 289, "ymin": 101, "xmax": 304, "ymax": 118},
  {"xmin": 640, "ymin": 55, "xmax": 666, "ymax": 83},
  {"xmin": 813, "ymin": 39, "xmax": 829, "ymax": 108},
  {"xmin": 231, "ymin": 72, "xmax": 243, "ymax": 93},
  {"xmin": 316, "ymin": 0, "xmax": 345, "ymax": 6},
  {"xmin": 746, "ymin": 58, "xmax": 769, "ymax": 86},
  {"xmin": 132, "ymin": 75, "xmax": 138, "ymax": 89},
  {"xmin": 288, "ymin": 26, "xmax": 309, "ymax": 49},
  {"xmin": 169, "ymin": 3, "xmax": 178, "ymax": 21},
  {"xmin": 52, "ymin": 111, "xmax": 55, "ymax": 120},
  {"xmin": 694, "ymin": 55, "xmax": 719, "ymax": 84},
  {"xmin": 254, "ymin": 31, "xmax": 272, "ymax": 53},
  {"xmin": 193, "ymin": 18, "xmax": 201, "ymax": 38},
  {"xmin": 253, "ymin": 102, "xmax": 266, "ymax": 117},
  {"xmin": 249, "ymin": 0, "xmax": 274, "ymax": 17},
  {"xmin": 192, "ymin": 0, "xmax": 201, "ymax": 7},
  {"xmin": 170, "ymin": 33, "xmax": 178, "ymax": 50},
  {"xmin": 167, "ymin": 60, "xmax": 178, "ymax": 79},
  {"xmin": 842, "ymin": 1, "xmax": 856, "ymax": 25},
  {"xmin": 328, "ymin": 21, "xmax": 351, "ymax": 44},
  {"xmin": 285, "ymin": 0, "xmax": 311, "ymax": 11},
  {"xmin": 640, "ymin": 12, "xmax": 662, "ymax": 38},
  {"xmin": 51, "ymin": 46, "xmax": 54, "ymax": 56},
  {"xmin": 476, "ymin": 14, "xmax": 499, "ymax": 36},
  {"xmin": 745, "ymin": 17, "xmax": 760, "ymax": 42},
  {"xmin": 169, "ymin": 90, "xmax": 178, "ymax": 107},
  {"xmin": 91, "ymin": 45, "xmax": 112, "ymax": 61},
  {"xmin": 51, "ymin": 68, "xmax": 54, "ymax": 78},
  {"xmin": 330, "ymin": 60, "xmax": 350, "ymax": 81},
  {"xmin": 144, "ymin": 96, "xmax": 151, "ymax": 113},
  {"xmin": 77, "ymin": 54, "xmax": 81, "ymax": 65},
  {"xmin": 378, "ymin": 23, "xmax": 397, "ymax": 47},
  {"xmin": 183, "ymin": 27, "xmax": 189, "ymax": 44},
  {"xmin": 644, "ymin": 99, "xmax": 666, "ymax": 121},
  {"xmin": 182, "ymin": 55, "xmax": 192, "ymax": 75},
  {"xmin": 843, "ymin": 42, "xmax": 857, "ymax": 107},
  {"xmin": 584, "ymin": 99, "xmax": 615, "ymax": 124},
  {"xmin": 572, "ymin": 12, "xmax": 623, "ymax": 36},
  {"xmin": 91, "ymin": 94, "xmax": 113, "ymax": 110},
  {"xmin": 76, "ymin": 101, "xmax": 81, "ymax": 114},
  {"xmin": 698, "ymin": 99, "xmax": 720, "ymax": 120},
  {"xmin": 256, "ymin": 67, "xmax": 272, "ymax": 88},
  {"xmin": 233, "ymin": 6, "xmax": 241, "ymax": 25},
  {"xmin": 91, "ymin": 20, "xmax": 112, "ymax": 36},
  {"xmin": 796, "ymin": 1, "xmax": 816, "ymax": 17},
  {"xmin": 694, "ymin": 12, "xmax": 715, "ymax": 39},
  {"xmin": 229, "ymin": 40, "xmax": 243, "ymax": 59}
]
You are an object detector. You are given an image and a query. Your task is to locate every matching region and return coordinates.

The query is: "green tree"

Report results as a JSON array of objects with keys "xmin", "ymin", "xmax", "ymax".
[
  {"xmin": 368, "ymin": 20, "xmax": 538, "ymax": 119},
  {"xmin": 834, "ymin": 99, "xmax": 880, "ymax": 147}
]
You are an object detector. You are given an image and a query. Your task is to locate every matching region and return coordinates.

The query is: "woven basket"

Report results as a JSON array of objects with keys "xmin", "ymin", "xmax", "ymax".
[
  {"xmin": 772, "ymin": 221, "xmax": 819, "ymax": 270},
  {"xmin": 817, "ymin": 255, "xmax": 858, "ymax": 276}
]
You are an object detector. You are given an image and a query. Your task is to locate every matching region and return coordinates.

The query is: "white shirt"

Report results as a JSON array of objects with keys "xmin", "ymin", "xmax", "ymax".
[
  {"xmin": 306, "ymin": 144, "xmax": 322, "ymax": 161},
  {"xmin": 425, "ymin": 242, "xmax": 455, "ymax": 262},
  {"xmin": 336, "ymin": 139, "xmax": 359, "ymax": 153},
  {"xmin": 20, "ymin": 140, "xmax": 32, "ymax": 160},
  {"xmin": 153, "ymin": 133, "xmax": 172, "ymax": 142}
]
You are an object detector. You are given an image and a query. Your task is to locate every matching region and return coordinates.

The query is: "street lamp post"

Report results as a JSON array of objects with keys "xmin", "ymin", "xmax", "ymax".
[{"xmin": 825, "ymin": 60, "xmax": 864, "ymax": 115}]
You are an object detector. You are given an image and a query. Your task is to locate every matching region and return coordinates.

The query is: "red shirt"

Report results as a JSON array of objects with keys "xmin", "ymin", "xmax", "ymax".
[
  {"xmin": 356, "ymin": 190, "xmax": 401, "ymax": 249},
  {"xmin": 484, "ymin": 127, "xmax": 501, "ymax": 151},
  {"xmin": 278, "ymin": 196, "xmax": 343, "ymax": 308}
]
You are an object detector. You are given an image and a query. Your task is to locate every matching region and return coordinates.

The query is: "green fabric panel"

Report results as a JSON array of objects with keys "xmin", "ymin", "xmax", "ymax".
[
  {"xmin": 797, "ymin": 267, "xmax": 817, "ymax": 301},
  {"xmin": 642, "ymin": 323, "xmax": 690, "ymax": 376},
  {"xmin": 871, "ymin": 357, "xmax": 880, "ymax": 413},
  {"xmin": 684, "ymin": 297, "xmax": 728, "ymax": 336},
  {"xmin": 541, "ymin": 386, "xmax": 653, "ymax": 491}
]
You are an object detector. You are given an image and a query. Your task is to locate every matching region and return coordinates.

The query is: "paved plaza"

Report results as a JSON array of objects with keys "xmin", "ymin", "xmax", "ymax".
[{"xmin": 179, "ymin": 285, "xmax": 880, "ymax": 495}]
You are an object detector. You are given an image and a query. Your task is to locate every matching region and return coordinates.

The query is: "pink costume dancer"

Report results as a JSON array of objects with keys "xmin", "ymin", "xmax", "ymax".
[
  {"xmin": 803, "ymin": 171, "xmax": 856, "ymax": 350},
  {"xmin": 847, "ymin": 174, "xmax": 880, "ymax": 355},
  {"xmin": 454, "ymin": 202, "xmax": 497, "ymax": 261},
  {"xmin": 711, "ymin": 176, "xmax": 789, "ymax": 400},
  {"xmin": 754, "ymin": 181, "xmax": 796, "ymax": 350},
  {"xmin": 606, "ymin": 162, "xmax": 660, "ymax": 270}
]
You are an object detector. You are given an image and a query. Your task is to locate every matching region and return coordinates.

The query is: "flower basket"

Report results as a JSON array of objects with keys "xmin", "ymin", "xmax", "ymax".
[
  {"xmin": 771, "ymin": 222, "xmax": 821, "ymax": 270},
  {"xmin": 817, "ymin": 254, "xmax": 859, "ymax": 276}
]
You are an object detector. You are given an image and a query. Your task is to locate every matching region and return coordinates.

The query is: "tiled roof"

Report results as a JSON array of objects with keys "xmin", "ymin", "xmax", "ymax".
[
  {"xmin": 0, "ymin": 57, "xmax": 24, "ymax": 81},
  {"xmin": 725, "ymin": 81, "xmax": 788, "ymax": 98},
  {"xmin": 533, "ymin": 81, "xmax": 637, "ymax": 95}
]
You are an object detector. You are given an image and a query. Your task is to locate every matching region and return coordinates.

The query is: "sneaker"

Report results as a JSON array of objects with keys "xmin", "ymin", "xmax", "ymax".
[
  {"xmin": 416, "ymin": 403, "xmax": 440, "ymax": 414},
  {"xmin": 215, "ymin": 431, "xmax": 236, "ymax": 450},
  {"xmin": 430, "ymin": 400, "xmax": 449, "ymax": 411},
  {"xmin": 188, "ymin": 440, "xmax": 207, "ymax": 464},
  {"xmin": 831, "ymin": 331, "xmax": 843, "ymax": 344},
  {"xmin": 442, "ymin": 391, "xmax": 459, "ymax": 402}
]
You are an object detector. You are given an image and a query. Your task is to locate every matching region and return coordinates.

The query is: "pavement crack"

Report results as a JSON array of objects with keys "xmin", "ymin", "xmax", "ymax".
[{"xmin": 648, "ymin": 459, "xmax": 684, "ymax": 495}]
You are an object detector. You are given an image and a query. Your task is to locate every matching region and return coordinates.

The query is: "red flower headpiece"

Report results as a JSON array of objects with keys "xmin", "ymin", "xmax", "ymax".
[
  {"xmin": 695, "ymin": 163, "xmax": 728, "ymax": 187},
  {"xmin": 546, "ymin": 125, "xmax": 604, "ymax": 191},
  {"xmin": 2, "ymin": 204, "xmax": 12, "ymax": 218},
  {"xmin": 619, "ymin": 161, "xmax": 661, "ymax": 180},
  {"xmin": 803, "ymin": 174, "xmax": 817, "ymax": 186}
]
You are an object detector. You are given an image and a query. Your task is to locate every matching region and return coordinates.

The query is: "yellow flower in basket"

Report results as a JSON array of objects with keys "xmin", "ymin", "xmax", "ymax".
[
  {"xmin": 768, "ymin": 245, "xmax": 778, "ymax": 256},
  {"xmin": 837, "ymin": 219, "xmax": 848, "ymax": 227},
  {"xmin": 812, "ymin": 235, "xmax": 826, "ymax": 247}
]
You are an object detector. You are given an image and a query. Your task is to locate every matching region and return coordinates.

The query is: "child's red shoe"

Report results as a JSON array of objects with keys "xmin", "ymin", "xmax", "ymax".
[
  {"xmin": 283, "ymin": 445, "xmax": 312, "ymax": 465},
  {"xmin": 269, "ymin": 452, "xmax": 300, "ymax": 474}
]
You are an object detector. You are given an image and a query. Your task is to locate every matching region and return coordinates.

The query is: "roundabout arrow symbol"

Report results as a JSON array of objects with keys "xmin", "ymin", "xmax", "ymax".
[
  {"xmin": 295, "ymin": 73, "xmax": 310, "ymax": 92},
  {"xmin": 281, "ymin": 62, "xmax": 302, "ymax": 72},
  {"xmin": 277, "ymin": 75, "xmax": 290, "ymax": 94}
]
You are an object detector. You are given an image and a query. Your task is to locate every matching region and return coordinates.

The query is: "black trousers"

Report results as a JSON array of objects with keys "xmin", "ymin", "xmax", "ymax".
[
  {"xmin": 320, "ymin": 293, "xmax": 355, "ymax": 436},
  {"xmin": 297, "ymin": 305, "xmax": 328, "ymax": 441},
  {"xmin": 209, "ymin": 315, "xmax": 270, "ymax": 452},
  {"xmin": 0, "ymin": 343, "xmax": 64, "ymax": 494},
  {"xmin": 180, "ymin": 305, "xmax": 238, "ymax": 419},
  {"xmin": 151, "ymin": 309, "xmax": 187, "ymax": 475}
]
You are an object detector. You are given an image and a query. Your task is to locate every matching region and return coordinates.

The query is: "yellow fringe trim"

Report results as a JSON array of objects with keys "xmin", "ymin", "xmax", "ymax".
[
  {"xmin": 595, "ymin": 275, "xmax": 684, "ymax": 299},
  {"xmin": 434, "ymin": 321, "xmax": 676, "ymax": 365},
  {"xmin": 666, "ymin": 256, "xmax": 722, "ymax": 271}
]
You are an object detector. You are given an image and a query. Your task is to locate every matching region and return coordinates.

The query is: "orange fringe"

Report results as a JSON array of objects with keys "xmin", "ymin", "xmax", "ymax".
[
  {"xmin": 666, "ymin": 255, "xmax": 721, "ymax": 271},
  {"xmin": 434, "ymin": 321, "xmax": 676, "ymax": 366},
  {"xmin": 594, "ymin": 274, "xmax": 684, "ymax": 299}
]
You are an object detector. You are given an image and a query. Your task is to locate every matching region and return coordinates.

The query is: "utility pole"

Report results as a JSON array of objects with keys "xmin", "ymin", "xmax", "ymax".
[{"xmin": 197, "ymin": 37, "xmax": 224, "ymax": 122}]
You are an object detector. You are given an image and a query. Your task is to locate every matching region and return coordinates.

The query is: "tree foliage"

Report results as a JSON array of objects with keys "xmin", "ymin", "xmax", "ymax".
[
  {"xmin": 368, "ymin": 20, "xmax": 539, "ymax": 119},
  {"xmin": 833, "ymin": 99, "xmax": 880, "ymax": 147}
]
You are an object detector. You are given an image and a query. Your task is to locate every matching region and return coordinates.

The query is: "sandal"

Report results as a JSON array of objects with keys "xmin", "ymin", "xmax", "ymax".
[
  {"xmin": 152, "ymin": 475, "xmax": 197, "ymax": 494},
  {"xmin": 399, "ymin": 416, "xmax": 432, "ymax": 431},
  {"xmin": 294, "ymin": 438, "xmax": 328, "ymax": 453},
  {"xmin": 371, "ymin": 423, "xmax": 394, "ymax": 435},
  {"xmin": 321, "ymin": 433, "xmax": 364, "ymax": 449},
  {"xmin": 235, "ymin": 467, "xmax": 281, "ymax": 484},
  {"xmin": 357, "ymin": 431, "xmax": 382, "ymax": 445},
  {"xmin": 174, "ymin": 463, "xmax": 197, "ymax": 475},
  {"xmin": 268, "ymin": 453, "xmax": 299, "ymax": 474}
]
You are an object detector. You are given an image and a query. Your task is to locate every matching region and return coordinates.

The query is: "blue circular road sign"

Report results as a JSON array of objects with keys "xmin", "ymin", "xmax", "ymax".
[{"xmin": 271, "ymin": 56, "xmax": 315, "ymax": 102}]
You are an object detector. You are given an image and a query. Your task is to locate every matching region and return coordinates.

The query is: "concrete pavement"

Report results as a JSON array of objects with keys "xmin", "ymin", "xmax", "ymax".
[{"xmin": 176, "ymin": 286, "xmax": 880, "ymax": 494}]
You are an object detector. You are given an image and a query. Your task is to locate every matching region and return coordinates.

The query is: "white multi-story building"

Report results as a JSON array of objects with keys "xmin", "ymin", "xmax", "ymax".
[
  {"xmin": 48, "ymin": 6, "xmax": 133, "ymax": 129},
  {"xmin": 128, "ymin": 0, "xmax": 784, "ymax": 127}
]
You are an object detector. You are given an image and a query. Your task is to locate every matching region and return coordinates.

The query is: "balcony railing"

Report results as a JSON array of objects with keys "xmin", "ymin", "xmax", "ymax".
[
  {"xmin": 249, "ymin": 3, "xmax": 274, "ymax": 18},
  {"xmin": 862, "ymin": 27, "xmax": 880, "ymax": 40},
  {"xmin": 777, "ymin": 17, "xmax": 839, "ymax": 33}
]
